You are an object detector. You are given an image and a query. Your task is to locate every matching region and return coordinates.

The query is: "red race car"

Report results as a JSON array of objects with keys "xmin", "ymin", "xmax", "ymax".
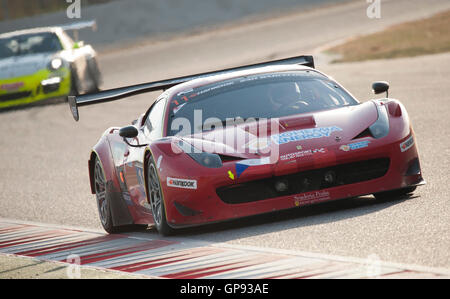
[{"xmin": 69, "ymin": 55, "xmax": 424, "ymax": 235}]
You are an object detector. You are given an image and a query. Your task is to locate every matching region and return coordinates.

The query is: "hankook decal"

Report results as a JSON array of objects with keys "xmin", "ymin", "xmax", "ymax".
[{"xmin": 167, "ymin": 177, "xmax": 197, "ymax": 189}]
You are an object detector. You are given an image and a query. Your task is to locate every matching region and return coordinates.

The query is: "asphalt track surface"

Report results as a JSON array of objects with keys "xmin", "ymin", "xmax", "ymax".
[
  {"xmin": 0, "ymin": 0, "xmax": 449, "ymax": 270},
  {"xmin": 1, "ymin": 220, "xmax": 448, "ymax": 279},
  {"xmin": 0, "ymin": 0, "xmax": 352, "ymax": 49}
]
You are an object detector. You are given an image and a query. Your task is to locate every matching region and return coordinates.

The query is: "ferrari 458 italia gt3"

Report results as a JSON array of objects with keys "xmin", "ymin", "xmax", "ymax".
[{"xmin": 68, "ymin": 55, "xmax": 424, "ymax": 235}]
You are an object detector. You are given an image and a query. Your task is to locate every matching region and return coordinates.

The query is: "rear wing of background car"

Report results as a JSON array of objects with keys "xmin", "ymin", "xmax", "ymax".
[
  {"xmin": 68, "ymin": 55, "xmax": 314, "ymax": 121},
  {"xmin": 59, "ymin": 20, "xmax": 97, "ymax": 41}
]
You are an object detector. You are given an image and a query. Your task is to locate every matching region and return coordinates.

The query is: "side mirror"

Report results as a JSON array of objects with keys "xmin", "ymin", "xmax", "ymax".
[
  {"xmin": 372, "ymin": 81, "xmax": 389, "ymax": 97},
  {"xmin": 119, "ymin": 126, "xmax": 138, "ymax": 138}
]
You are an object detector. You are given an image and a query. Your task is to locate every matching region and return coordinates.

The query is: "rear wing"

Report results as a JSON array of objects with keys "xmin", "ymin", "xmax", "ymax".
[
  {"xmin": 59, "ymin": 20, "xmax": 97, "ymax": 41},
  {"xmin": 68, "ymin": 55, "xmax": 314, "ymax": 121}
]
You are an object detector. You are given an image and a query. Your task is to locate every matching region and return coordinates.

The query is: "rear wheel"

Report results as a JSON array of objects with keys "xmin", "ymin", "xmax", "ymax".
[
  {"xmin": 147, "ymin": 157, "xmax": 174, "ymax": 236},
  {"xmin": 69, "ymin": 67, "xmax": 80, "ymax": 96},
  {"xmin": 87, "ymin": 57, "xmax": 102, "ymax": 92},
  {"xmin": 94, "ymin": 157, "xmax": 116, "ymax": 233},
  {"xmin": 94, "ymin": 157, "xmax": 147, "ymax": 233},
  {"xmin": 373, "ymin": 186, "xmax": 417, "ymax": 201}
]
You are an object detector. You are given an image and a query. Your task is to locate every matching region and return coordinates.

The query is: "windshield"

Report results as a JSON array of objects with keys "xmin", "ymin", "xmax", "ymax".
[
  {"xmin": 0, "ymin": 32, "xmax": 63, "ymax": 59},
  {"xmin": 167, "ymin": 71, "xmax": 358, "ymax": 137}
]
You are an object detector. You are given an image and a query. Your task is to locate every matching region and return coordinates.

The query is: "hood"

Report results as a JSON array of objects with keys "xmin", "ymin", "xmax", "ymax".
[
  {"xmin": 0, "ymin": 53, "xmax": 55, "ymax": 79},
  {"xmin": 181, "ymin": 102, "xmax": 378, "ymax": 160}
]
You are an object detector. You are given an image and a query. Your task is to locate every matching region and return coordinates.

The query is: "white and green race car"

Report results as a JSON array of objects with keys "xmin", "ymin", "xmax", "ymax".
[{"xmin": 0, "ymin": 21, "xmax": 102, "ymax": 108}]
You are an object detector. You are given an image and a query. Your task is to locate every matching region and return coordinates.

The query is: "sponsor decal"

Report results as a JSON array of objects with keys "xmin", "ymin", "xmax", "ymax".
[
  {"xmin": 235, "ymin": 157, "xmax": 271, "ymax": 178},
  {"xmin": 271, "ymin": 126, "xmax": 342, "ymax": 145},
  {"xmin": 242, "ymin": 138, "xmax": 271, "ymax": 151},
  {"xmin": 176, "ymin": 88, "xmax": 194, "ymax": 96},
  {"xmin": 293, "ymin": 190, "xmax": 331, "ymax": 206},
  {"xmin": 1, "ymin": 82, "xmax": 24, "ymax": 91},
  {"xmin": 228, "ymin": 170, "xmax": 235, "ymax": 181},
  {"xmin": 280, "ymin": 148, "xmax": 328, "ymax": 161},
  {"xmin": 339, "ymin": 140, "xmax": 370, "ymax": 152},
  {"xmin": 172, "ymin": 103, "xmax": 186, "ymax": 114},
  {"xmin": 400, "ymin": 135, "xmax": 414, "ymax": 152},
  {"xmin": 167, "ymin": 177, "xmax": 197, "ymax": 189},
  {"xmin": 237, "ymin": 157, "xmax": 271, "ymax": 167},
  {"xmin": 235, "ymin": 164, "xmax": 248, "ymax": 178}
]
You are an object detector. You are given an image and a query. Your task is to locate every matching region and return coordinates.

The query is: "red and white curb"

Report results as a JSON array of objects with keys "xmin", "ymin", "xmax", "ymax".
[{"xmin": 0, "ymin": 219, "xmax": 448, "ymax": 279}]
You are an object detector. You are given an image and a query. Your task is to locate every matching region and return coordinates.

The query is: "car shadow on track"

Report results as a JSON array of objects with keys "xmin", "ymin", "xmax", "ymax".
[{"xmin": 143, "ymin": 193, "xmax": 418, "ymax": 240}]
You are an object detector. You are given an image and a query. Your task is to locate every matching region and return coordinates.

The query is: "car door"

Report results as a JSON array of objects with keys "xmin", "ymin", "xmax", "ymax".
[{"xmin": 122, "ymin": 98, "xmax": 167, "ymax": 222}]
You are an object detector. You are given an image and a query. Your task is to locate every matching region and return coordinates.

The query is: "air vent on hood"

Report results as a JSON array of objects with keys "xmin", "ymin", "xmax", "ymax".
[
  {"xmin": 352, "ymin": 128, "xmax": 373, "ymax": 140},
  {"xmin": 279, "ymin": 115, "xmax": 316, "ymax": 129}
]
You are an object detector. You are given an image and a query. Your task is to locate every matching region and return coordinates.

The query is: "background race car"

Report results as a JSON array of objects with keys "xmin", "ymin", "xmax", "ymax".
[{"xmin": 0, "ymin": 20, "xmax": 102, "ymax": 109}]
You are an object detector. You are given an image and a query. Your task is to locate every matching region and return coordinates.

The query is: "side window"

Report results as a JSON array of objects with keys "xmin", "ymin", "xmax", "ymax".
[{"xmin": 143, "ymin": 99, "xmax": 166, "ymax": 140}]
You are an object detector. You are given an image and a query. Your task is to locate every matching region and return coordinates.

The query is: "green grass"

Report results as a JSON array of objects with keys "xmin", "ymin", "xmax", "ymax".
[{"xmin": 327, "ymin": 10, "xmax": 450, "ymax": 63}]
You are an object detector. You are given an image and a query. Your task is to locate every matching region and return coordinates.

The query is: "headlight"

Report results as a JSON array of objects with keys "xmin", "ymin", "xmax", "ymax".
[
  {"xmin": 176, "ymin": 140, "xmax": 223, "ymax": 168},
  {"xmin": 369, "ymin": 102, "xmax": 389, "ymax": 139},
  {"xmin": 188, "ymin": 152, "xmax": 223, "ymax": 168},
  {"xmin": 49, "ymin": 58, "xmax": 63, "ymax": 70}
]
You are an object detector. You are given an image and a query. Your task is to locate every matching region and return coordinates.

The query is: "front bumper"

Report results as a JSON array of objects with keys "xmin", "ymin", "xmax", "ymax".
[
  {"xmin": 160, "ymin": 134, "xmax": 424, "ymax": 229},
  {"xmin": 0, "ymin": 67, "xmax": 71, "ymax": 108}
]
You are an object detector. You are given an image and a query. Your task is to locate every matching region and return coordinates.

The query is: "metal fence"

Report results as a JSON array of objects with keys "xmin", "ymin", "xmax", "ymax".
[{"xmin": 0, "ymin": 0, "xmax": 114, "ymax": 21}]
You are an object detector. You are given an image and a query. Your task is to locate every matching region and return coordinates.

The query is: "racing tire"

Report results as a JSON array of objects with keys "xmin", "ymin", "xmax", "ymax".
[
  {"xmin": 146, "ymin": 156, "xmax": 174, "ymax": 236},
  {"xmin": 94, "ymin": 157, "xmax": 147, "ymax": 233},
  {"xmin": 69, "ymin": 67, "xmax": 80, "ymax": 96},
  {"xmin": 87, "ymin": 57, "xmax": 102, "ymax": 93},
  {"xmin": 94, "ymin": 157, "xmax": 117, "ymax": 233},
  {"xmin": 373, "ymin": 186, "xmax": 417, "ymax": 201}
]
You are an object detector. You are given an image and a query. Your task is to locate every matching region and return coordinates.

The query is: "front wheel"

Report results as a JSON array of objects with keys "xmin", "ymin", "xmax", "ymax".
[{"xmin": 147, "ymin": 157, "xmax": 174, "ymax": 236}]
